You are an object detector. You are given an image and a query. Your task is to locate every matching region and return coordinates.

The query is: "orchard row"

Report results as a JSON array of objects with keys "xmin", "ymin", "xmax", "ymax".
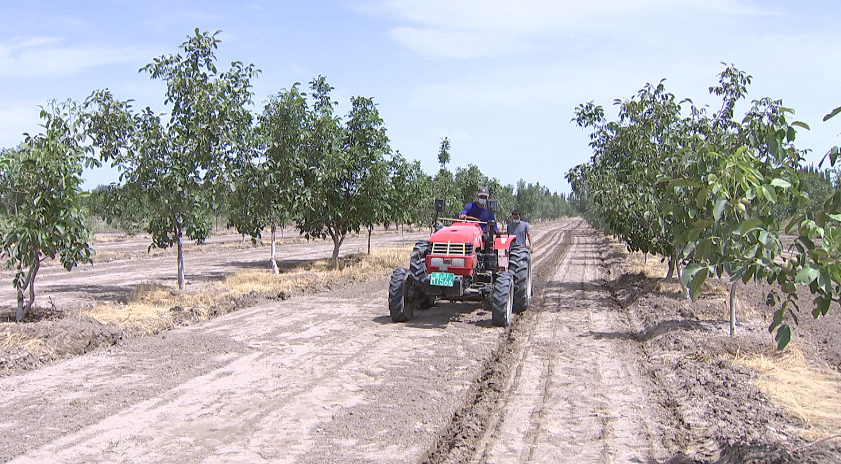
[{"xmin": 566, "ymin": 64, "xmax": 841, "ymax": 348}]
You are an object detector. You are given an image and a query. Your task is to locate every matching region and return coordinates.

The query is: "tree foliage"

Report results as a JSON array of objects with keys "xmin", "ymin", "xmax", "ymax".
[
  {"xmin": 296, "ymin": 77, "xmax": 392, "ymax": 268},
  {"xmin": 86, "ymin": 29, "xmax": 259, "ymax": 289},
  {"xmin": 566, "ymin": 64, "xmax": 820, "ymax": 348},
  {"xmin": 82, "ymin": 184, "xmax": 147, "ymax": 234},
  {"xmin": 228, "ymin": 84, "xmax": 307, "ymax": 272},
  {"xmin": 0, "ymin": 101, "xmax": 97, "ymax": 321}
]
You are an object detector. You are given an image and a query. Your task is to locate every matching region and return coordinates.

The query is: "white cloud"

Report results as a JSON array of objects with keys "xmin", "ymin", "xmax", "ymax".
[
  {"xmin": 371, "ymin": 0, "xmax": 778, "ymax": 58},
  {"xmin": 0, "ymin": 37, "xmax": 154, "ymax": 77},
  {"xmin": 390, "ymin": 27, "xmax": 529, "ymax": 58}
]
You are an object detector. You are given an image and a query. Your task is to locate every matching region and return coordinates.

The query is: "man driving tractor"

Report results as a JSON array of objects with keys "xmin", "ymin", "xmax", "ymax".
[{"xmin": 458, "ymin": 186, "xmax": 500, "ymax": 234}]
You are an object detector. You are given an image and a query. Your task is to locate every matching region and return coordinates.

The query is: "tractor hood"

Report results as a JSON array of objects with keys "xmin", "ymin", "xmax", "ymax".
[{"xmin": 429, "ymin": 222, "xmax": 484, "ymax": 249}]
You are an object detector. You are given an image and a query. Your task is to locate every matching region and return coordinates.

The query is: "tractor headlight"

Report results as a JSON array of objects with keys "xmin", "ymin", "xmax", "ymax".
[
  {"xmin": 430, "ymin": 257, "xmax": 444, "ymax": 267},
  {"xmin": 451, "ymin": 258, "xmax": 465, "ymax": 267}
]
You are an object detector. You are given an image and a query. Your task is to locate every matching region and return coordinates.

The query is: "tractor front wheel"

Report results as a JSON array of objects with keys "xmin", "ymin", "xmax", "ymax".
[
  {"xmin": 492, "ymin": 271, "xmax": 514, "ymax": 327},
  {"xmin": 410, "ymin": 241, "xmax": 435, "ymax": 309},
  {"xmin": 389, "ymin": 268, "xmax": 414, "ymax": 322}
]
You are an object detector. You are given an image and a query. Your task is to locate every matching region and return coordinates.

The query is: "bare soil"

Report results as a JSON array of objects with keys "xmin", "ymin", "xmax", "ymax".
[{"xmin": 1, "ymin": 221, "xmax": 839, "ymax": 463}]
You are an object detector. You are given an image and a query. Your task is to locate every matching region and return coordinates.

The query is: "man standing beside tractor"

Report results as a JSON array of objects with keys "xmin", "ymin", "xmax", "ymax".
[{"xmin": 506, "ymin": 208, "xmax": 533, "ymax": 252}]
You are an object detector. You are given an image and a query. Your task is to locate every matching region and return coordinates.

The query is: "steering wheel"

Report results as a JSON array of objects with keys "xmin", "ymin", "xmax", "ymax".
[{"xmin": 461, "ymin": 215, "xmax": 481, "ymax": 222}]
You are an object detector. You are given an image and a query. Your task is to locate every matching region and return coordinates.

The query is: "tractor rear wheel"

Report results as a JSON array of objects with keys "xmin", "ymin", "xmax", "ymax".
[
  {"xmin": 492, "ymin": 271, "xmax": 514, "ymax": 327},
  {"xmin": 509, "ymin": 245, "xmax": 532, "ymax": 313},
  {"xmin": 410, "ymin": 241, "xmax": 435, "ymax": 309},
  {"xmin": 389, "ymin": 268, "xmax": 414, "ymax": 322}
]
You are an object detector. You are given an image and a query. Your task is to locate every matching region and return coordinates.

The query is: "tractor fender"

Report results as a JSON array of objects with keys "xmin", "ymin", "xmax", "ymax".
[
  {"xmin": 494, "ymin": 235, "xmax": 515, "ymax": 271},
  {"xmin": 494, "ymin": 235, "xmax": 516, "ymax": 252}
]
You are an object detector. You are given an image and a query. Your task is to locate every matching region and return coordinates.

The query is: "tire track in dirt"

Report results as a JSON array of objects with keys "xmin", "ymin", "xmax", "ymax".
[{"xmin": 427, "ymin": 222, "xmax": 668, "ymax": 463}]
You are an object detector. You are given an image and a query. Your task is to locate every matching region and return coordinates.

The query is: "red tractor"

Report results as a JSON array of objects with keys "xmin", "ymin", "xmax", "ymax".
[{"xmin": 388, "ymin": 197, "xmax": 532, "ymax": 327}]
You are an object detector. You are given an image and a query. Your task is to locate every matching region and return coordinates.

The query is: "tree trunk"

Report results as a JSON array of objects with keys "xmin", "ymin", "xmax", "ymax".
[
  {"xmin": 15, "ymin": 256, "xmax": 40, "ymax": 322},
  {"xmin": 331, "ymin": 234, "xmax": 344, "ymax": 269},
  {"xmin": 270, "ymin": 223, "xmax": 279, "ymax": 274},
  {"xmin": 367, "ymin": 225, "xmax": 373, "ymax": 255},
  {"xmin": 16, "ymin": 288, "xmax": 24, "ymax": 323},
  {"xmin": 665, "ymin": 258, "xmax": 676, "ymax": 280},
  {"xmin": 730, "ymin": 282, "xmax": 738, "ymax": 337},
  {"xmin": 177, "ymin": 231, "xmax": 185, "ymax": 290}
]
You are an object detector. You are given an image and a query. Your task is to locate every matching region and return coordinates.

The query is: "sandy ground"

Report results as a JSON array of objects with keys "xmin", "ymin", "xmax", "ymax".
[
  {"xmin": 470, "ymin": 227, "xmax": 668, "ymax": 463},
  {"xmin": 1, "ymin": 220, "xmax": 840, "ymax": 463}
]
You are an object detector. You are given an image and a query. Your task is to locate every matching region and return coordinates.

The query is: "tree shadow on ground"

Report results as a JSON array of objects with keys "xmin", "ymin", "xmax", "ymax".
[
  {"xmin": 32, "ymin": 283, "xmax": 133, "ymax": 303},
  {"xmin": 224, "ymin": 258, "xmax": 316, "ymax": 272},
  {"xmin": 585, "ymin": 319, "xmax": 714, "ymax": 343}
]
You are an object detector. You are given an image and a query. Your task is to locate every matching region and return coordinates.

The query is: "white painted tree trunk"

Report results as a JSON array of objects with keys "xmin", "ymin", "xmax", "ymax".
[
  {"xmin": 270, "ymin": 224, "xmax": 279, "ymax": 274},
  {"xmin": 177, "ymin": 232, "xmax": 185, "ymax": 290}
]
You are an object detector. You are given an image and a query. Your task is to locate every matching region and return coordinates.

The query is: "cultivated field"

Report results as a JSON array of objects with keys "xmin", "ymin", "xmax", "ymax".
[{"xmin": 1, "ymin": 220, "xmax": 839, "ymax": 463}]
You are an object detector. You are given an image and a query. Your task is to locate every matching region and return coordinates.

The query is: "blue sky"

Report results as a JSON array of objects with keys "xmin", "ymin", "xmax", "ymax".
[{"xmin": 1, "ymin": 0, "xmax": 840, "ymax": 194}]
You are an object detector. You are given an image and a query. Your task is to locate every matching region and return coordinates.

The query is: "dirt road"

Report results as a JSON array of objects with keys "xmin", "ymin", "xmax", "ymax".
[
  {"xmin": 1, "ymin": 220, "xmax": 673, "ymax": 463},
  {"xmin": 460, "ymin": 227, "xmax": 667, "ymax": 463}
]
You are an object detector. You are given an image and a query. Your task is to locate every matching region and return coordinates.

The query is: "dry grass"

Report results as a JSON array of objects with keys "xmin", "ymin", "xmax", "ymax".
[
  {"xmin": 85, "ymin": 281, "xmax": 225, "ymax": 334},
  {"xmin": 90, "ymin": 250, "xmax": 123, "ymax": 263},
  {"xmin": 615, "ymin": 247, "xmax": 730, "ymax": 296},
  {"xmin": 223, "ymin": 247, "xmax": 411, "ymax": 294},
  {"xmin": 82, "ymin": 247, "xmax": 411, "ymax": 332},
  {"xmin": 738, "ymin": 346, "xmax": 841, "ymax": 441},
  {"xmin": 91, "ymin": 233, "xmax": 132, "ymax": 243},
  {"xmin": 0, "ymin": 329, "xmax": 48, "ymax": 353},
  {"xmin": 620, "ymin": 250, "xmax": 671, "ymax": 278}
]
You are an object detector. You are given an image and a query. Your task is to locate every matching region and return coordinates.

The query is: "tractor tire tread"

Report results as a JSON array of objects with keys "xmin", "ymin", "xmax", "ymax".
[
  {"xmin": 389, "ymin": 268, "xmax": 413, "ymax": 322},
  {"xmin": 492, "ymin": 271, "xmax": 514, "ymax": 327},
  {"xmin": 410, "ymin": 241, "xmax": 435, "ymax": 309},
  {"xmin": 509, "ymin": 245, "xmax": 532, "ymax": 313}
]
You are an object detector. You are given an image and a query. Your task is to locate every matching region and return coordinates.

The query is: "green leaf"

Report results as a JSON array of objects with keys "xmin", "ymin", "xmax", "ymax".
[
  {"xmin": 814, "ymin": 297, "xmax": 831, "ymax": 317},
  {"xmin": 758, "ymin": 230, "xmax": 769, "ymax": 246},
  {"xmin": 738, "ymin": 217, "xmax": 763, "ymax": 235},
  {"xmin": 769, "ymin": 178, "xmax": 791, "ymax": 188},
  {"xmin": 682, "ymin": 263, "xmax": 708, "ymax": 301},
  {"xmin": 695, "ymin": 187, "xmax": 709, "ymax": 208},
  {"xmin": 824, "ymin": 106, "xmax": 841, "ymax": 122},
  {"xmin": 713, "ymin": 198, "xmax": 727, "ymax": 222},
  {"xmin": 742, "ymin": 265, "xmax": 756, "ymax": 284},
  {"xmin": 774, "ymin": 324, "xmax": 792, "ymax": 350},
  {"xmin": 794, "ymin": 265, "xmax": 820, "ymax": 285},
  {"xmin": 792, "ymin": 120, "xmax": 811, "ymax": 130}
]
